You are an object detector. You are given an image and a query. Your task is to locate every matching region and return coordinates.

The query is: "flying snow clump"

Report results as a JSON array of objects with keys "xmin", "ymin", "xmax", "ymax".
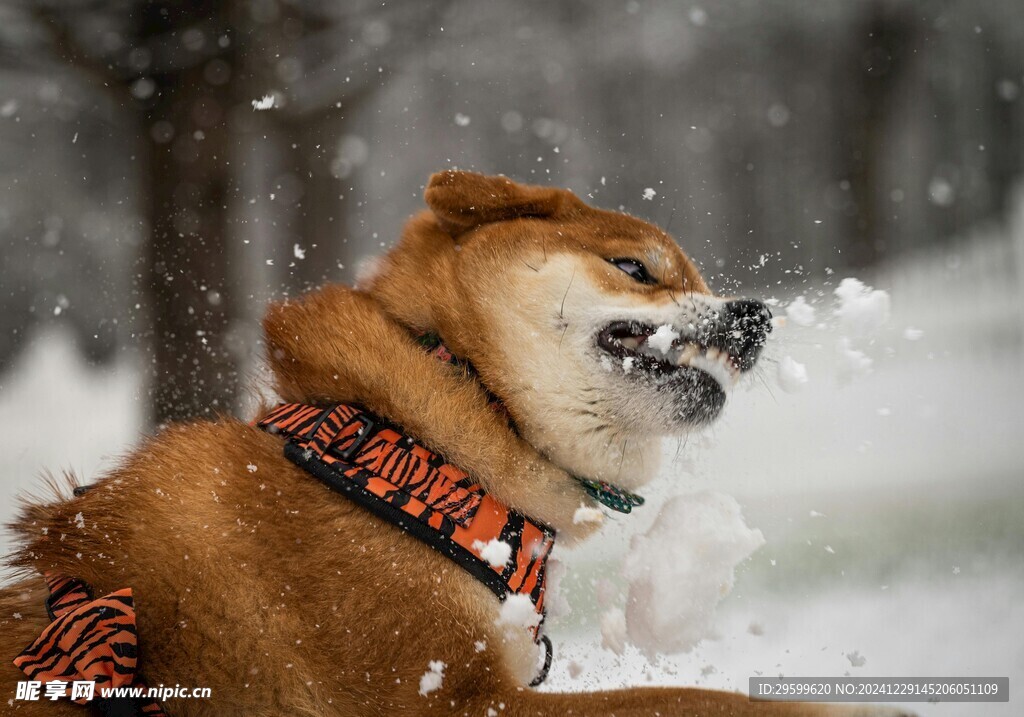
[
  {"xmin": 836, "ymin": 337, "xmax": 873, "ymax": 378},
  {"xmin": 642, "ymin": 187, "xmax": 657, "ymax": 200},
  {"xmin": 497, "ymin": 593, "xmax": 541, "ymax": 630},
  {"xmin": 600, "ymin": 607, "xmax": 627, "ymax": 655},
  {"xmin": 472, "ymin": 538, "xmax": 511, "ymax": 568},
  {"xmin": 622, "ymin": 492, "xmax": 764, "ymax": 657},
  {"xmin": 834, "ymin": 278, "xmax": 890, "ymax": 335},
  {"xmin": 777, "ymin": 356, "xmax": 808, "ymax": 393},
  {"xmin": 418, "ymin": 660, "xmax": 446, "ymax": 696},
  {"xmin": 251, "ymin": 95, "xmax": 276, "ymax": 111},
  {"xmin": 785, "ymin": 296, "xmax": 816, "ymax": 327},
  {"xmin": 647, "ymin": 324, "xmax": 679, "ymax": 354}
]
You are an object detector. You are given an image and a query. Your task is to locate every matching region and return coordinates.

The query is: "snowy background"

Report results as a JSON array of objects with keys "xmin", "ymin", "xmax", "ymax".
[{"xmin": 1, "ymin": 1, "xmax": 1023, "ymax": 715}]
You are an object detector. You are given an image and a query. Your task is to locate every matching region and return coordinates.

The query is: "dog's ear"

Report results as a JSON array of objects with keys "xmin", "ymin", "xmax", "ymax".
[{"xmin": 424, "ymin": 170, "xmax": 578, "ymax": 237}]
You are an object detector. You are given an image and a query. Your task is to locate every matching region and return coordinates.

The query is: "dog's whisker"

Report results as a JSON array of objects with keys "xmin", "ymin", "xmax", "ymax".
[{"xmin": 559, "ymin": 268, "xmax": 576, "ymax": 320}]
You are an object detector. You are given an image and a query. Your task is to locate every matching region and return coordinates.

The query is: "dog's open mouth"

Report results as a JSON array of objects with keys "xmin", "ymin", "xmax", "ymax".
[{"xmin": 597, "ymin": 321, "xmax": 740, "ymax": 389}]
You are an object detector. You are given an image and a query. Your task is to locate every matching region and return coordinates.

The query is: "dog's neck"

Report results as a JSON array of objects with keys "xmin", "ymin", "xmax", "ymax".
[{"xmin": 416, "ymin": 330, "xmax": 647, "ymax": 511}]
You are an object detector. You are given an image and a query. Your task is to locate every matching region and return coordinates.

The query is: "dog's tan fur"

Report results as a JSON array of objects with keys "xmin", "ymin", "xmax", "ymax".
[{"xmin": 1, "ymin": 172, "xmax": 896, "ymax": 716}]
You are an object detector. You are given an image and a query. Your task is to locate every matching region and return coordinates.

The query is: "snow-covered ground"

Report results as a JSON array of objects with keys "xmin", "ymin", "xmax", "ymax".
[{"xmin": 0, "ymin": 229, "xmax": 1021, "ymax": 715}]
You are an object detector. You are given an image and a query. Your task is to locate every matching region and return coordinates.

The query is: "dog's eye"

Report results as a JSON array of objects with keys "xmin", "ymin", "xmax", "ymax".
[{"xmin": 608, "ymin": 258, "xmax": 657, "ymax": 285}]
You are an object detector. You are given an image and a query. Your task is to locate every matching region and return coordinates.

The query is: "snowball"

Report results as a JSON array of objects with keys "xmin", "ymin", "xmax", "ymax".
[
  {"xmin": 642, "ymin": 187, "xmax": 657, "ymax": 200},
  {"xmin": 497, "ymin": 593, "xmax": 541, "ymax": 630},
  {"xmin": 292, "ymin": 243, "xmax": 305, "ymax": 260},
  {"xmin": 454, "ymin": 113, "xmax": 471, "ymax": 127},
  {"xmin": 418, "ymin": 660, "xmax": 445, "ymax": 696},
  {"xmin": 622, "ymin": 356, "xmax": 636, "ymax": 374},
  {"xmin": 472, "ymin": 538, "xmax": 512, "ymax": 568},
  {"xmin": 784, "ymin": 296, "xmax": 816, "ymax": 327},
  {"xmin": 647, "ymin": 324, "xmax": 679, "ymax": 355},
  {"xmin": 251, "ymin": 95, "xmax": 275, "ymax": 110},
  {"xmin": 246, "ymin": 463, "xmax": 258, "ymax": 473},
  {"xmin": 600, "ymin": 607, "xmax": 627, "ymax": 654},
  {"xmin": 903, "ymin": 326, "xmax": 924, "ymax": 341},
  {"xmin": 777, "ymin": 356, "xmax": 808, "ymax": 393},
  {"xmin": 573, "ymin": 506, "xmax": 604, "ymax": 525},
  {"xmin": 834, "ymin": 278, "xmax": 890, "ymax": 335},
  {"xmin": 623, "ymin": 492, "xmax": 764, "ymax": 657}
]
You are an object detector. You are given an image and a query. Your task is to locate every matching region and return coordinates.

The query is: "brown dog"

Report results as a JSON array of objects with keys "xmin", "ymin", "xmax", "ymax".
[{"xmin": 1, "ymin": 172, "xmax": 898, "ymax": 716}]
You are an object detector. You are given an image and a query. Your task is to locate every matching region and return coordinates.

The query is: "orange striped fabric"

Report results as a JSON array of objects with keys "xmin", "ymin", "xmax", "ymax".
[
  {"xmin": 257, "ymin": 402, "xmax": 556, "ymax": 631},
  {"xmin": 14, "ymin": 573, "xmax": 167, "ymax": 715}
]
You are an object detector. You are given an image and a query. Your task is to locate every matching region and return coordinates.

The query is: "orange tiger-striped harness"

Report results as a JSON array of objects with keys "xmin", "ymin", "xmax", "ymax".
[
  {"xmin": 255, "ymin": 401, "xmax": 557, "ymax": 684},
  {"xmin": 14, "ymin": 574, "xmax": 168, "ymax": 717}
]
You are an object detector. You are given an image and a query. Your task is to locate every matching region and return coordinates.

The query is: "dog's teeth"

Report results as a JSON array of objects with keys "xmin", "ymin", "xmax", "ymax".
[{"xmin": 676, "ymin": 343, "xmax": 699, "ymax": 366}]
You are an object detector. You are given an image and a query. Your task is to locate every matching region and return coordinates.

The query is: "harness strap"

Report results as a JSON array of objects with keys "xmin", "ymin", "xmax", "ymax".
[
  {"xmin": 15, "ymin": 574, "xmax": 168, "ymax": 717},
  {"xmin": 257, "ymin": 402, "xmax": 556, "ymax": 643}
]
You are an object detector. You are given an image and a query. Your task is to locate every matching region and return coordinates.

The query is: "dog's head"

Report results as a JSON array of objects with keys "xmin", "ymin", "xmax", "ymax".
[{"xmin": 367, "ymin": 171, "xmax": 771, "ymax": 486}]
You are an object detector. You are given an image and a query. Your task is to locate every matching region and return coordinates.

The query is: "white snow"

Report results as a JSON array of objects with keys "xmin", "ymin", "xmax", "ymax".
[
  {"xmin": 573, "ymin": 506, "xmax": 604, "ymax": 525},
  {"xmin": 544, "ymin": 559, "xmax": 572, "ymax": 619},
  {"xmin": 497, "ymin": 593, "xmax": 541, "ymax": 630},
  {"xmin": 836, "ymin": 337, "xmax": 873, "ymax": 377},
  {"xmin": 622, "ymin": 492, "xmax": 764, "ymax": 658},
  {"xmin": 251, "ymin": 95, "xmax": 275, "ymax": 111},
  {"xmin": 642, "ymin": 188, "xmax": 657, "ymax": 201},
  {"xmin": 903, "ymin": 326, "xmax": 924, "ymax": 341},
  {"xmin": 784, "ymin": 296, "xmax": 816, "ymax": 327},
  {"xmin": 647, "ymin": 324, "xmax": 678, "ymax": 354},
  {"xmin": 292, "ymin": 243, "xmax": 305, "ymax": 260},
  {"xmin": 454, "ymin": 113, "xmax": 471, "ymax": 127},
  {"xmin": 74, "ymin": 512, "xmax": 85, "ymax": 529},
  {"xmin": 246, "ymin": 463, "xmax": 258, "ymax": 473},
  {"xmin": 776, "ymin": 356, "xmax": 808, "ymax": 393},
  {"xmin": 621, "ymin": 356, "xmax": 636, "ymax": 374},
  {"xmin": 417, "ymin": 660, "xmax": 445, "ymax": 696},
  {"xmin": 599, "ymin": 608, "xmax": 627, "ymax": 654},
  {"xmin": 834, "ymin": 278, "xmax": 890, "ymax": 335},
  {"xmin": 472, "ymin": 538, "xmax": 512, "ymax": 568}
]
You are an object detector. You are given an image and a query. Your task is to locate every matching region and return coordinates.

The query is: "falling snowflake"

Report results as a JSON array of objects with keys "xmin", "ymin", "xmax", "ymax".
[{"xmin": 252, "ymin": 95, "xmax": 275, "ymax": 111}]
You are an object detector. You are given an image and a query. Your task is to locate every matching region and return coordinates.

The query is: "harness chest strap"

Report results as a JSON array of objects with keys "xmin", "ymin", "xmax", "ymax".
[
  {"xmin": 14, "ymin": 574, "xmax": 168, "ymax": 717},
  {"xmin": 256, "ymin": 402, "xmax": 556, "ymax": 683}
]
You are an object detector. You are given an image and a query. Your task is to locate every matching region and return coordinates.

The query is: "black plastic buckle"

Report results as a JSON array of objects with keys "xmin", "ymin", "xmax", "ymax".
[{"xmin": 334, "ymin": 415, "xmax": 377, "ymax": 462}]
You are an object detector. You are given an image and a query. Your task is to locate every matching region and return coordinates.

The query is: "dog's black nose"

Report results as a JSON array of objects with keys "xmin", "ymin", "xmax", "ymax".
[{"xmin": 718, "ymin": 299, "xmax": 773, "ymax": 371}]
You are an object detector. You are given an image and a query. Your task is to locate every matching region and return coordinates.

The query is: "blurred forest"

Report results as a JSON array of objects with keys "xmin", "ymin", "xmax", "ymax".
[{"xmin": 0, "ymin": 0, "xmax": 1022, "ymax": 424}]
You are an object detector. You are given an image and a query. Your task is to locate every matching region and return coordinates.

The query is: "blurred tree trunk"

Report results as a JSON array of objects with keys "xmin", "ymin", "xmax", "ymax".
[
  {"xmin": 140, "ymin": 1, "xmax": 242, "ymax": 423},
  {"xmin": 844, "ymin": 0, "xmax": 916, "ymax": 267}
]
